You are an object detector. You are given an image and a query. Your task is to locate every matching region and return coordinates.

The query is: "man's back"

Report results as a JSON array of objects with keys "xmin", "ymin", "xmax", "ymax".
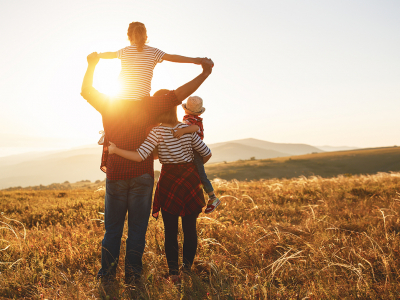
[{"xmin": 81, "ymin": 88, "xmax": 181, "ymax": 180}]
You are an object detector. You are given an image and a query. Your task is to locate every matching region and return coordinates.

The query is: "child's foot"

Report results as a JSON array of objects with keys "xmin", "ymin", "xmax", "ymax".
[{"xmin": 205, "ymin": 196, "xmax": 220, "ymax": 214}]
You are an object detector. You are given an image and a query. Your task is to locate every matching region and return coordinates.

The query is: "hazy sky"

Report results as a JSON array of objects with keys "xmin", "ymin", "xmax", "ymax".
[{"xmin": 0, "ymin": 0, "xmax": 399, "ymax": 156}]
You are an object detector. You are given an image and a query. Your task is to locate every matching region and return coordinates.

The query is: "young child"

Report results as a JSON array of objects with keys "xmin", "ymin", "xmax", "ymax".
[
  {"xmin": 172, "ymin": 96, "xmax": 220, "ymax": 213},
  {"xmin": 97, "ymin": 21, "xmax": 207, "ymax": 144},
  {"xmin": 108, "ymin": 101, "xmax": 212, "ymax": 280}
]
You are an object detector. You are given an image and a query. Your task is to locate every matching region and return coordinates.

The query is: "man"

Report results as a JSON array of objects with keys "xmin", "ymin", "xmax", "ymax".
[{"xmin": 80, "ymin": 52, "xmax": 213, "ymax": 284}]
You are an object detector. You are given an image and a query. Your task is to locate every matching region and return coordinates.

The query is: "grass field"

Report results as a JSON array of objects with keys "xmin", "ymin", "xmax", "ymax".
[
  {"xmin": 205, "ymin": 146, "xmax": 400, "ymax": 181},
  {"xmin": 1, "ymin": 172, "xmax": 400, "ymax": 299}
]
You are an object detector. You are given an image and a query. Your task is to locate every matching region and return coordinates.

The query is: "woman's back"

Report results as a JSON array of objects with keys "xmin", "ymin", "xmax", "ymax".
[{"xmin": 137, "ymin": 123, "xmax": 211, "ymax": 164}]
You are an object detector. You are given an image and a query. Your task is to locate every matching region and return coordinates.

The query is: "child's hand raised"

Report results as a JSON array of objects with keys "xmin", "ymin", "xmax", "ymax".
[{"xmin": 108, "ymin": 141, "xmax": 117, "ymax": 154}]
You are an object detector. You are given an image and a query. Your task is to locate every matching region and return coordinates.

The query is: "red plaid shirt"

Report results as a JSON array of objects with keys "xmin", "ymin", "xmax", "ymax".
[
  {"xmin": 82, "ymin": 88, "xmax": 181, "ymax": 180},
  {"xmin": 183, "ymin": 115, "xmax": 204, "ymax": 140}
]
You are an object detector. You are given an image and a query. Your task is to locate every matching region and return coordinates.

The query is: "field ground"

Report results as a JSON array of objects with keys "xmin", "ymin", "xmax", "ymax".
[
  {"xmin": 205, "ymin": 146, "xmax": 400, "ymax": 181},
  {"xmin": 1, "ymin": 172, "xmax": 400, "ymax": 299}
]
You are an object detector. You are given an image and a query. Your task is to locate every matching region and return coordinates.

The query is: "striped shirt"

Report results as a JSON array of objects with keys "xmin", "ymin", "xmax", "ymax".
[
  {"xmin": 117, "ymin": 44, "xmax": 165, "ymax": 101},
  {"xmin": 137, "ymin": 123, "xmax": 211, "ymax": 164}
]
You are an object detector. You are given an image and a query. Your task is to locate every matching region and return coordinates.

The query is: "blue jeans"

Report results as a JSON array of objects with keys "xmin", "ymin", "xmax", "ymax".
[
  {"xmin": 193, "ymin": 150, "xmax": 214, "ymax": 194},
  {"xmin": 97, "ymin": 173, "xmax": 154, "ymax": 281}
]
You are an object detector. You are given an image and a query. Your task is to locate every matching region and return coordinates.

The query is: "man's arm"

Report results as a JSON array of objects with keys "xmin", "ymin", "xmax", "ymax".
[
  {"xmin": 163, "ymin": 54, "xmax": 203, "ymax": 64},
  {"xmin": 144, "ymin": 58, "xmax": 214, "ymax": 121},
  {"xmin": 80, "ymin": 52, "xmax": 109, "ymax": 114},
  {"xmin": 98, "ymin": 52, "xmax": 118, "ymax": 59},
  {"xmin": 174, "ymin": 59, "xmax": 213, "ymax": 102}
]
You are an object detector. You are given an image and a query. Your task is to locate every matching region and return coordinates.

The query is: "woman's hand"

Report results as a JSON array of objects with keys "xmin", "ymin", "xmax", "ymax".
[{"xmin": 108, "ymin": 141, "xmax": 117, "ymax": 154}]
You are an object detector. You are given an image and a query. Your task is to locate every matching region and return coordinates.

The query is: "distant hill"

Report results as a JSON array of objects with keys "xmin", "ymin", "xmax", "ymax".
[
  {"xmin": 209, "ymin": 138, "xmax": 323, "ymax": 157},
  {"xmin": 0, "ymin": 146, "xmax": 104, "ymax": 189},
  {"xmin": 316, "ymin": 145, "xmax": 359, "ymax": 152},
  {"xmin": 0, "ymin": 138, "xmax": 372, "ymax": 189},
  {"xmin": 208, "ymin": 142, "xmax": 290, "ymax": 163},
  {"xmin": 204, "ymin": 146, "xmax": 400, "ymax": 181}
]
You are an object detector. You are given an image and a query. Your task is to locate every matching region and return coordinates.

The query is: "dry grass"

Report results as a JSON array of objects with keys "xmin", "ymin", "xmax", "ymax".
[{"xmin": 1, "ymin": 172, "xmax": 400, "ymax": 299}]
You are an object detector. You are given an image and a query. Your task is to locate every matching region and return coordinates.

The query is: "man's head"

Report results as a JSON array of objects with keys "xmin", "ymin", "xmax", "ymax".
[{"xmin": 153, "ymin": 89, "xmax": 170, "ymax": 97}]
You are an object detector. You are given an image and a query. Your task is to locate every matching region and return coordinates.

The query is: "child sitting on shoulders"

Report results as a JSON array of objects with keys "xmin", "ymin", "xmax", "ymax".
[
  {"xmin": 172, "ymin": 96, "xmax": 220, "ymax": 213},
  {"xmin": 97, "ymin": 21, "xmax": 208, "ymax": 144}
]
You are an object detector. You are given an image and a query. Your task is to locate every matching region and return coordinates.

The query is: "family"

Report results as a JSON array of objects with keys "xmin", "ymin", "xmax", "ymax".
[{"xmin": 80, "ymin": 22, "xmax": 220, "ymax": 287}]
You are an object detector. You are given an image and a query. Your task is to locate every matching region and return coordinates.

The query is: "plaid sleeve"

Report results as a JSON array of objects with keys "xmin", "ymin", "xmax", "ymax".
[
  {"xmin": 117, "ymin": 47, "xmax": 124, "ymax": 59},
  {"xmin": 137, "ymin": 128, "xmax": 158, "ymax": 161},
  {"xmin": 153, "ymin": 47, "xmax": 165, "ymax": 63},
  {"xmin": 191, "ymin": 133, "xmax": 211, "ymax": 157}
]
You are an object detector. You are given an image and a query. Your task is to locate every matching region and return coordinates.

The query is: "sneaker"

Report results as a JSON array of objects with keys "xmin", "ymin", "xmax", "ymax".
[
  {"xmin": 205, "ymin": 197, "xmax": 220, "ymax": 214},
  {"xmin": 98, "ymin": 130, "xmax": 105, "ymax": 145}
]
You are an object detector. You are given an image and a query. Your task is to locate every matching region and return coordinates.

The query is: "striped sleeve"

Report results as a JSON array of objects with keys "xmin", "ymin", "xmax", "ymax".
[
  {"xmin": 117, "ymin": 47, "xmax": 125, "ymax": 59},
  {"xmin": 153, "ymin": 48, "xmax": 165, "ymax": 63},
  {"xmin": 137, "ymin": 129, "xmax": 159, "ymax": 160},
  {"xmin": 191, "ymin": 133, "xmax": 211, "ymax": 157}
]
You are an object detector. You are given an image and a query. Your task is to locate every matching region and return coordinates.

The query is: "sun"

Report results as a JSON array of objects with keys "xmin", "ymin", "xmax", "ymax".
[{"xmin": 93, "ymin": 60, "xmax": 121, "ymax": 97}]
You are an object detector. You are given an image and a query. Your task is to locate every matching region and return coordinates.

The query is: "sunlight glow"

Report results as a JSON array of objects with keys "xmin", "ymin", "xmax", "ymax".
[{"xmin": 93, "ymin": 60, "xmax": 122, "ymax": 97}]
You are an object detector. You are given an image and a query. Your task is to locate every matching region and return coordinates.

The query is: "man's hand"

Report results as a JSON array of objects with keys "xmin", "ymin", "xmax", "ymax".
[
  {"xmin": 87, "ymin": 52, "xmax": 100, "ymax": 66},
  {"xmin": 108, "ymin": 141, "xmax": 117, "ymax": 154},
  {"xmin": 201, "ymin": 57, "xmax": 214, "ymax": 68}
]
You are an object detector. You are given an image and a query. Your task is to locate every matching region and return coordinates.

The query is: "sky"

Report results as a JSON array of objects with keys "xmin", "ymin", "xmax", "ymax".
[{"xmin": 0, "ymin": 0, "xmax": 399, "ymax": 157}]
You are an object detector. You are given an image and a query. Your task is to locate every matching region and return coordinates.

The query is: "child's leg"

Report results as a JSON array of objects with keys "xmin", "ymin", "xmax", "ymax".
[
  {"xmin": 161, "ymin": 210, "xmax": 180, "ymax": 275},
  {"xmin": 181, "ymin": 212, "xmax": 199, "ymax": 273},
  {"xmin": 193, "ymin": 150, "xmax": 215, "ymax": 198}
]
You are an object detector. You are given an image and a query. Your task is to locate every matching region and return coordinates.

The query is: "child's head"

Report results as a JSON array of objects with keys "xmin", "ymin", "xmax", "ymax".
[
  {"xmin": 182, "ymin": 96, "xmax": 205, "ymax": 116},
  {"xmin": 127, "ymin": 22, "xmax": 147, "ymax": 51}
]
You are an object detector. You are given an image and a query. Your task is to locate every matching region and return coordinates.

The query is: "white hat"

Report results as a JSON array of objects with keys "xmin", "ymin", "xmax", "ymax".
[{"xmin": 182, "ymin": 96, "xmax": 205, "ymax": 115}]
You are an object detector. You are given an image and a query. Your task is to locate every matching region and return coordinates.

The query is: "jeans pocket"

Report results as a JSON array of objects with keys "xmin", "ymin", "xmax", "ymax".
[
  {"xmin": 106, "ymin": 179, "xmax": 127, "ymax": 196},
  {"xmin": 134, "ymin": 173, "xmax": 154, "ymax": 188}
]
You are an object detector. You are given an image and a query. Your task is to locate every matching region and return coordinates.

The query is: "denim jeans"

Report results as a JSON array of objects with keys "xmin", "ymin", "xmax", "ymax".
[
  {"xmin": 97, "ymin": 173, "xmax": 154, "ymax": 281},
  {"xmin": 193, "ymin": 150, "xmax": 214, "ymax": 194}
]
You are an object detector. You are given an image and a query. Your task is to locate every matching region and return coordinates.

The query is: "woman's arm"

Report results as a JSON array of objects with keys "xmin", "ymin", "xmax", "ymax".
[
  {"xmin": 203, "ymin": 153, "xmax": 212, "ymax": 164},
  {"xmin": 152, "ymin": 148, "xmax": 159, "ymax": 160},
  {"xmin": 109, "ymin": 142, "xmax": 143, "ymax": 162},
  {"xmin": 162, "ymin": 54, "xmax": 203, "ymax": 64},
  {"xmin": 98, "ymin": 52, "xmax": 118, "ymax": 59},
  {"xmin": 191, "ymin": 133, "xmax": 212, "ymax": 163},
  {"xmin": 173, "ymin": 125, "xmax": 200, "ymax": 139}
]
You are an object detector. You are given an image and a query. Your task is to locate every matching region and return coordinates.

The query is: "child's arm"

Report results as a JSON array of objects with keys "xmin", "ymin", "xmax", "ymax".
[
  {"xmin": 191, "ymin": 133, "xmax": 212, "ymax": 163},
  {"xmin": 98, "ymin": 52, "xmax": 118, "ymax": 59},
  {"xmin": 108, "ymin": 142, "xmax": 143, "ymax": 162},
  {"xmin": 173, "ymin": 125, "xmax": 200, "ymax": 139},
  {"xmin": 162, "ymin": 54, "xmax": 204, "ymax": 65}
]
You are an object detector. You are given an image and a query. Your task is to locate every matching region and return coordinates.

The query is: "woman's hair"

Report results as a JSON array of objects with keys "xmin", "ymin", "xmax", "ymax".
[
  {"xmin": 157, "ymin": 105, "xmax": 178, "ymax": 125},
  {"xmin": 127, "ymin": 22, "xmax": 147, "ymax": 51}
]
